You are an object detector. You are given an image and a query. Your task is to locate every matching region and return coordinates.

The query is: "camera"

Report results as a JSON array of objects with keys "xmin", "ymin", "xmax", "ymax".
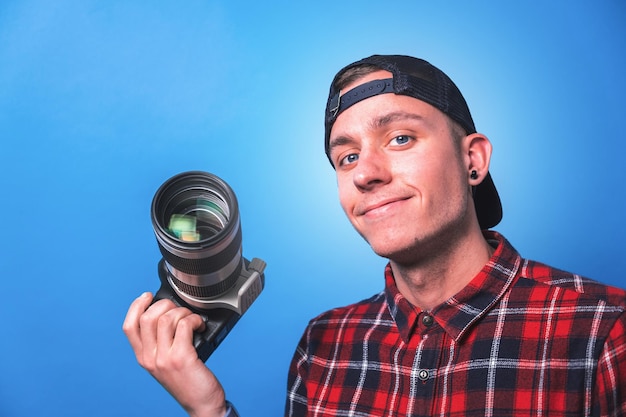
[{"xmin": 150, "ymin": 171, "xmax": 266, "ymax": 362}]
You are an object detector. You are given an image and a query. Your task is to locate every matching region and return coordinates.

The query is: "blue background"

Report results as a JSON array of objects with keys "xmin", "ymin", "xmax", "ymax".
[{"xmin": 1, "ymin": 1, "xmax": 625, "ymax": 416}]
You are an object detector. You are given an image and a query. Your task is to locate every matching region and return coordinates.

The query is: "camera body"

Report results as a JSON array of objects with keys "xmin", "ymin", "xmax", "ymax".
[
  {"xmin": 153, "ymin": 257, "xmax": 265, "ymax": 362},
  {"xmin": 150, "ymin": 171, "xmax": 266, "ymax": 362}
]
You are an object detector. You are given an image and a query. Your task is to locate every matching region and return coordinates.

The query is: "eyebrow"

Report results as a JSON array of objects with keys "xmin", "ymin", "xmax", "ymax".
[
  {"xmin": 371, "ymin": 111, "xmax": 426, "ymax": 129},
  {"xmin": 328, "ymin": 111, "xmax": 428, "ymax": 154},
  {"xmin": 328, "ymin": 135, "xmax": 356, "ymax": 153}
]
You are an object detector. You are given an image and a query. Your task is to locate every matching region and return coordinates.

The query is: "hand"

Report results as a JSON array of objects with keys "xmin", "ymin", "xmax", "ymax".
[{"xmin": 123, "ymin": 292, "xmax": 227, "ymax": 417}]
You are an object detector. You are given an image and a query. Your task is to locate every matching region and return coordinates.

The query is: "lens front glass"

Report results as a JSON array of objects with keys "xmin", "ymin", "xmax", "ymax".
[{"xmin": 167, "ymin": 192, "xmax": 230, "ymax": 242}]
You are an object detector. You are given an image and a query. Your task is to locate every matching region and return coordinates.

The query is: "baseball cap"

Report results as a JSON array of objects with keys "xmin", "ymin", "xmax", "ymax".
[{"xmin": 324, "ymin": 54, "xmax": 502, "ymax": 229}]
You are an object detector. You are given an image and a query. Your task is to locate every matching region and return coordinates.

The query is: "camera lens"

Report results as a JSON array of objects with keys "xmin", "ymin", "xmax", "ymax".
[{"xmin": 151, "ymin": 171, "xmax": 243, "ymax": 309}]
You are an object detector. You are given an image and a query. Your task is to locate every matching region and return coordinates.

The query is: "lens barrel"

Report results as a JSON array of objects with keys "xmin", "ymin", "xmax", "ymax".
[{"xmin": 151, "ymin": 171, "xmax": 243, "ymax": 308}]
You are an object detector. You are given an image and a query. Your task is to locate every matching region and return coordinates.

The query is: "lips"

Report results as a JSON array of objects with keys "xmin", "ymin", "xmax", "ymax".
[{"xmin": 357, "ymin": 196, "xmax": 410, "ymax": 217}]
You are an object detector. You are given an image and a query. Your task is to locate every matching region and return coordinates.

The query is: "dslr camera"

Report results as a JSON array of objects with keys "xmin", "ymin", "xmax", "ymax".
[{"xmin": 150, "ymin": 171, "xmax": 265, "ymax": 362}]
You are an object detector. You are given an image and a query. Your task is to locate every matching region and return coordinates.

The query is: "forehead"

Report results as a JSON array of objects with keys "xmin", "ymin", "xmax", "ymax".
[{"xmin": 330, "ymin": 87, "xmax": 449, "ymax": 138}]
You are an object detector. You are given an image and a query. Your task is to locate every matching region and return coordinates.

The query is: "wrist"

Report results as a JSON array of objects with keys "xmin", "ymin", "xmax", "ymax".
[{"xmin": 186, "ymin": 399, "xmax": 232, "ymax": 417}]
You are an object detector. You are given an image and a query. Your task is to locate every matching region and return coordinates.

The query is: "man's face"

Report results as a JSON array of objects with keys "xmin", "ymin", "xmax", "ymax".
[{"xmin": 328, "ymin": 71, "xmax": 473, "ymax": 263}]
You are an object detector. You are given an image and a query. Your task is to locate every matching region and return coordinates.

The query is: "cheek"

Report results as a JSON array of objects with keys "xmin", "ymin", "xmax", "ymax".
[
  {"xmin": 336, "ymin": 179, "xmax": 357, "ymax": 218},
  {"xmin": 337, "ymin": 183, "xmax": 352, "ymax": 213}
]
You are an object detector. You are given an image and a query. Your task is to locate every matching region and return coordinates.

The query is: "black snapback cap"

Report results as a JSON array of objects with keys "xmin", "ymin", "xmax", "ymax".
[{"xmin": 324, "ymin": 54, "xmax": 502, "ymax": 229}]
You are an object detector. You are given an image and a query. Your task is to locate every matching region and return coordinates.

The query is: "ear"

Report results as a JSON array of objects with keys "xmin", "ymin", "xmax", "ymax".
[{"xmin": 463, "ymin": 133, "xmax": 492, "ymax": 185}]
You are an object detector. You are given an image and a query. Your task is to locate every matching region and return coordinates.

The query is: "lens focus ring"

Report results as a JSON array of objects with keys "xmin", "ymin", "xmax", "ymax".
[{"xmin": 151, "ymin": 171, "xmax": 243, "ymax": 296}]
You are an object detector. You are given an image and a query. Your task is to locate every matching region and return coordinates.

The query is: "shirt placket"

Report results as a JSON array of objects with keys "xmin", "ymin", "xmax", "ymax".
[{"xmin": 407, "ymin": 311, "xmax": 445, "ymax": 417}]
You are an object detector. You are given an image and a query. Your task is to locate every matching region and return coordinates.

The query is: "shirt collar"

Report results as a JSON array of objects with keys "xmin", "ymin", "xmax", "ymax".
[{"xmin": 384, "ymin": 231, "xmax": 522, "ymax": 343}]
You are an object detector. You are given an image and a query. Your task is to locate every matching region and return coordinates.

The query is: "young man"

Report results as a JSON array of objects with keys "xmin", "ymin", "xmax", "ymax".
[{"xmin": 124, "ymin": 55, "xmax": 626, "ymax": 417}]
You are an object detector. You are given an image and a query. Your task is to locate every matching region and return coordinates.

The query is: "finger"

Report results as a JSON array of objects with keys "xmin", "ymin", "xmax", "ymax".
[
  {"xmin": 170, "ymin": 313, "xmax": 206, "ymax": 356},
  {"xmin": 137, "ymin": 298, "xmax": 180, "ymax": 366},
  {"xmin": 122, "ymin": 292, "xmax": 154, "ymax": 356},
  {"xmin": 153, "ymin": 311, "xmax": 206, "ymax": 373},
  {"xmin": 155, "ymin": 307, "xmax": 196, "ymax": 355}
]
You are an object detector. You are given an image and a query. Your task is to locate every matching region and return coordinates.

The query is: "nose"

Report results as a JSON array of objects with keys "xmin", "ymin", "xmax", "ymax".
[{"xmin": 352, "ymin": 148, "xmax": 391, "ymax": 191}]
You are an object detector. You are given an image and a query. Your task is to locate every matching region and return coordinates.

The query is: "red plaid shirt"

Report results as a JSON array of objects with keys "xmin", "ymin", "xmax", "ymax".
[{"xmin": 285, "ymin": 231, "xmax": 626, "ymax": 416}]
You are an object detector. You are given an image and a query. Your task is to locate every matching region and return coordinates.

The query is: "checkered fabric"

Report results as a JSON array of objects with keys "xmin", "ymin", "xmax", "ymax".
[{"xmin": 285, "ymin": 231, "xmax": 626, "ymax": 416}]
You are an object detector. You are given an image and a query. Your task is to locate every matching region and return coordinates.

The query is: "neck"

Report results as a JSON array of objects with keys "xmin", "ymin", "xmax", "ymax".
[{"xmin": 390, "ymin": 227, "xmax": 494, "ymax": 312}]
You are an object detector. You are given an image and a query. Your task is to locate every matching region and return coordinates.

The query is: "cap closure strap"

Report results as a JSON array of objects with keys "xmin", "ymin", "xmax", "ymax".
[{"xmin": 327, "ymin": 78, "xmax": 393, "ymax": 122}]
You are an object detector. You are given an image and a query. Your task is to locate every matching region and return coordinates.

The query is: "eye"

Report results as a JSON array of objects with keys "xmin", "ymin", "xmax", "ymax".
[
  {"xmin": 390, "ymin": 135, "xmax": 412, "ymax": 146},
  {"xmin": 339, "ymin": 153, "xmax": 359, "ymax": 166}
]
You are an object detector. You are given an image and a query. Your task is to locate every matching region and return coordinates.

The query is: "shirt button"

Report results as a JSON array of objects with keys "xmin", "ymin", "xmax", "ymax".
[
  {"xmin": 422, "ymin": 314, "xmax": 434, "ymax": 327},
  {"xmin": 418, "ymin": 369, "xmax": 429, "ymax": 381}
]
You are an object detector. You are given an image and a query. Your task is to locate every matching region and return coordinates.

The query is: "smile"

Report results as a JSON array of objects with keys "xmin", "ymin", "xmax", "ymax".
[{"xmin": 359, "ymin": 197, "xmax": 410, "ymax": 218}]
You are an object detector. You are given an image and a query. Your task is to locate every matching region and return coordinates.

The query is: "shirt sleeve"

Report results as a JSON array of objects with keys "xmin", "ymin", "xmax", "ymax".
[
  {"xmin": 284, "ymin": 328, "xmax": 310, "ymax": 417},
  {"xmin": 593, "ymin": 310, "xmax": 626, "ymax": 416},
  {"xmin": 223, "ymin": 401, "xmax": 239, "ymax": 417}
]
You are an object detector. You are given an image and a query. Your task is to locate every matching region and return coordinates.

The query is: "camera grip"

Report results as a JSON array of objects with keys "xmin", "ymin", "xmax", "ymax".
[{"xmin": 153, "ymin": 261, "xmax": 242, "ymax": 362}]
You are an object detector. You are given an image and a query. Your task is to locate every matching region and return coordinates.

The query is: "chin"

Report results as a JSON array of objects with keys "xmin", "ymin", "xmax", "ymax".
[
  {"xmin": 373, "ymin": 246, "xmax": 419, "ymax": 265},
  {"xmin": 365, "ymin": 227, "xmax": 455, "ymax": 265},
  {"xmin": 366, "ymin": 236, "xmax": 418, "ymax": 262}
]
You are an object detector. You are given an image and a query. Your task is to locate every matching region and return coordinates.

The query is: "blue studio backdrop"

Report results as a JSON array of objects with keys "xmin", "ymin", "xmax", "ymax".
[{"xmin": 1, "ymin": 1, "xmax": 625, "ymax": 416}]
